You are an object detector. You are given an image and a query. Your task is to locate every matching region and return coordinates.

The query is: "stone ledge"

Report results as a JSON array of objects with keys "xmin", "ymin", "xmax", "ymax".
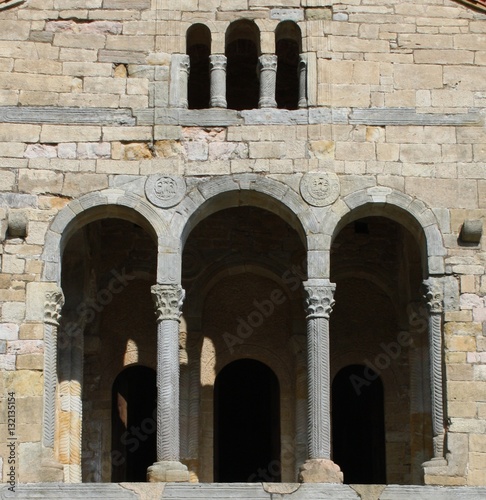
[
  {"xmin": 3, "ymin": 484, "xmax": 486, "ymax": 500},
  {"xmin": 0, "ymin": 107, "xmax": 135, "ymax": 126},
  {"xmin": 1, "ymin": 106, "xmax": 481, "ymax": 128}
]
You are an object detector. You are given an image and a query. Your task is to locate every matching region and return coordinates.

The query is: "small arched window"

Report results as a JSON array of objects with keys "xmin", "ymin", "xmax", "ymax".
[
  {"xmin": 275, "ymin": 21, "xmax": 301, "ymax": 110},
  {"xmin": 187, "ymin": 24, "xmax": 211, "ymax": 109},
  {"xmin": 225, "ymin": 20, "xmax": 261, "ymax": 110}
]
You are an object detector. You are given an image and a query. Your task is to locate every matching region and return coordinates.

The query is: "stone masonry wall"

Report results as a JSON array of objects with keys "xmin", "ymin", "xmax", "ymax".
[{"xmin": 0, "ymin": 0, "xmax": 485, "ymax": 488}]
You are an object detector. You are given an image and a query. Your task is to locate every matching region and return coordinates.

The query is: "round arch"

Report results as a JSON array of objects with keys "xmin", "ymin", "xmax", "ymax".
[
  {"xmin": 172, "ymin": 174, "xmax": 317, "ymax": 251},
  {"xmin": 327, "ymin": 187, "xmax": 446, "ymax": 277},
  {"xmin": 41, "ymin": 189, "xmax": 169, "ymax": 282}
]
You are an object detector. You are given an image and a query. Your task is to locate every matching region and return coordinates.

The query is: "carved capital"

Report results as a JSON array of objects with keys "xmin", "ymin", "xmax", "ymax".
[
  {"xmin": 259, "ymin": 54, "xmax": 278, "ymax": 72},
  {"xmin": 44, "ymin": 289, "xmax": 65, "ymax": 326},
  {"xmin": 179, "ymin": 54, "xmax": 190, "ymax": 74},
  {"xmin": 423, "ymin": 277, "xmax": 444, "ymax": 314},
  {"xmin": 151, "ymin": 284, "xmax": 185, "ymax": 322},
  {"xmin": 303, "ymin": 279, "xmax": 336, "ymax": 319},
  {"xmin": 209, "ymin": 54, "xmax": 227, "ymax": 72}
]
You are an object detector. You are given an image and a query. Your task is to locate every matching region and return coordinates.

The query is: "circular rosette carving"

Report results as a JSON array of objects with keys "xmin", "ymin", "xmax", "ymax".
[
  {"xmin": 300, "ymin": 172, "xmax": 340, "ymax": 207},
  {"xmin": 145, "ymin": 175, "xmax": 186, "ymax": 208}
]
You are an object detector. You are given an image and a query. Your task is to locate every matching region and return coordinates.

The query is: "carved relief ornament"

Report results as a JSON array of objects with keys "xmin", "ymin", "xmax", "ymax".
[
  {"xmin": 423, "ymin": 277, "xmax": 444, "ymax": 314},
  {"xmin": 151, "ymin": 284, "xmax": 185, "ymax": 322},
  {"xmin": 145, "ymin": 175, "xmax": 186, "ymax": 208},
  {"xmin": 303, "ymin": 280, "xmax": 336, "ymax": 319},
  {"xmin": 44, "ymin": 290, "xmax": 65, "ymax": 326},
  {"xmin": 300, "ymin": 172, "xmax": 340, "ymax": 207}
]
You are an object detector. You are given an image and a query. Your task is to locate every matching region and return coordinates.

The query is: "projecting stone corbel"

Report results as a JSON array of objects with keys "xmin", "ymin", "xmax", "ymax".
[{"xmin": 460, "ymin": 219, "xmax": 483, "ymax": 244}]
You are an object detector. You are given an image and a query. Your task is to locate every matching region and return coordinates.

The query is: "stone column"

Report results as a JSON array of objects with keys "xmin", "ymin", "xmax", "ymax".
[
  {"xmin": 423, "ymin": 277, "xmax": 446, "ymax": 464},
  {"xmin": 147, "ymin": 284, "xmax": 190, "ymax": 482},
  {"xmin": 41, "ymin": 288, "xmax": 65, "ymax": 481},
  {"xmin": 209, "ymin": 54, "xmax": 227, "ymax": 108},
  {"xmin": 299, "ymin": 279, "xmax": 343, "ymax": 483},
  {"xmin": 43, "ymin": 289, "xmax": 64, "ymax": 450},
  {"xmin": 258, "ymin": 54, "xmax": 278, "ymax": 109},
  {"xmin": 298, "ymin": 54, "xmax": 308, "ymax": 108},
  {"xmin": 169, "ymin": 54, "xmax": 190, "ymax": 108}
]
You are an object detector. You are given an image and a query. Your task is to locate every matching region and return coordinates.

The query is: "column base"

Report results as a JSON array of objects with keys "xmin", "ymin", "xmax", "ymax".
[
  {"xmin": 147, "ymin": 461, "xmax": 190, "ymax": 482},
  {"xmin": 40, "ymin": 447, "xmax": 64, "ymax": 482},
  {"xmin": 298, "ymin": 459, "xmax": 343, "ymax": 483}
]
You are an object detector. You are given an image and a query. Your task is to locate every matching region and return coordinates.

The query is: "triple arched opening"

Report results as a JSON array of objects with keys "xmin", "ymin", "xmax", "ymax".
[
  {"xmin": 186, "ymin": 20, "xmax": 302, "ymax": 110},
  {"xmin": 48, "ymin": 186, "xmax": 442, "ymax": 485}
]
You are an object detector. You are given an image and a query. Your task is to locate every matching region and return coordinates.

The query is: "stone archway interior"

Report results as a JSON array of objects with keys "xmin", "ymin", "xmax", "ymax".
[
  {"xmin": 61, "ymin": 217, "xmax": 157, "ymax": 482},
  {"xmin": 332, "ymin": 364, "xmax": 386, "ymax": 484},
  {"xmin": 111, "ymin": 365, "xmax": 157, "ymax": 482},
  {"xmin": 214, "ymin": 359, "xmax": 281, "ymax": 482},
  {"xmin": 330, "ymin": 216, "xmax": 431, "ymax": 484}
]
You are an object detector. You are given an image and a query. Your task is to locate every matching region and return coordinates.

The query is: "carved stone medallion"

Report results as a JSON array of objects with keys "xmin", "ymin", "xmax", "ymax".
[
  {"xmin": 300, "ymin": 172, "xmax": 340, "ymax": 207},
  {"xmin": 145, "ymin": 175, "xmax": 186, "ymax": 208}
]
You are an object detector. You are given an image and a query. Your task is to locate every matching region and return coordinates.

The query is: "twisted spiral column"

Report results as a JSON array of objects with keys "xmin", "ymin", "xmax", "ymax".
[
  {"xmin": 43, "ymin": 289, "xmax": 64, "ymax": 449},
  {"xmin": 258, "ymin": 54, "xmax": 278, "ymax": 109},
  {"xmin": 148, "ymin": 284, "xmax": 189, "ymax": 482},
  {"xmin": 424, "ymin": 277, "xmax": 446, "ymax": 460},
  {"xmin": 209, "ymin": 55, "xmax": 227, "ymax": 108},
  {"xmin": 299, "ymin": 279, "xmax": 342, "ymax": 483}
]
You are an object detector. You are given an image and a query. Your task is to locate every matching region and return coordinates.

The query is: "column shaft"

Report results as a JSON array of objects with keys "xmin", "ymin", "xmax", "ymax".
[
  {"xmin": 258, "ymin": 54, "xmax": 278, "ymax": 109},
  {"xmin": 157, "ymin": 318, "xmax": 181, "ymax": 461},
  {"xmin": 307, "ymin": 315, "xmax": 331, "ymax": 459},
  {"xmin": 209, "ymin": 54, "xmax": 227, "ymax": 108},
  {"xmin": 424, "ymin": 277, "xmax": 445, "ymax": 460},
  {"xmin": 148, "ymin": 284, "xmax": 189, "ymax": 482},
  {"xmin": 298, "ymin": 55, "xmax": 308, "ymax": 108},
  {"xmin": 299, "ymin": 280, "xmax": 342, "ymax": 483}
]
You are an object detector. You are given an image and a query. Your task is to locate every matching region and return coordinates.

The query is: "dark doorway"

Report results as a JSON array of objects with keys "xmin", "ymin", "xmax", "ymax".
[
  {"xmin": 111, "ymin": 365, "xmax": 157, "ymax": 482},
  {"xmin": 332, "ymin": 364, "xmax": 386, "ymax": 484},
  {"xmin": 214, "ymin": 359, "xmax": 281, "ymax": 482}
]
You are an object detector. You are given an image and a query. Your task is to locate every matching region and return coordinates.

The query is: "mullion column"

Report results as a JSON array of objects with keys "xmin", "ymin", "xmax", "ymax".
[
  {"xmin": 258, "ymin": 54, "xmax": 277, "ymax": 109},
  {"xmin": 209, "ymin": 54, "xmax": 227, "ymax": 108},
  {"xmin": 299, "ymin": 279, "xmax": 343, "ymax": 483},
  {"xmin": 147, "ymin": 284, "xmax": 189, "ymax": 482}
]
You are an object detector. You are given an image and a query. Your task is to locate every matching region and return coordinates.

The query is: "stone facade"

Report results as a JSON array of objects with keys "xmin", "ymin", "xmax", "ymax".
[{"xmin": 0, "ymin": 0, "xmax": 486, "ymax": 496}]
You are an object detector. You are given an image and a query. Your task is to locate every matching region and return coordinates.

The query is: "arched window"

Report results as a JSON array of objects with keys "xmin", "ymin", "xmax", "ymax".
[
  {"xmin": 187, "ymin": 24, "xmax": 211, "ymax": 109},
  {"xmin": 275, "ymin": 21, "xmax": 301, "ymax": 110},
  {"xmin": 225, "ymin": 20, "xmax": 261, "ymax": 110}
]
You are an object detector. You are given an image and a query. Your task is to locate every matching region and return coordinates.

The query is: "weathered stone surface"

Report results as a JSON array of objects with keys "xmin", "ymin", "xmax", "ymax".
[
  {"xmin": 0, "ymin": 106, "xmax": 135, "ymax": 125},
  {"xmin": 0, "ymin": 483, "xmax": 138, "ymax": 499},
  {"xmin": 380, "ymin": 485, "xmax": 486, "ymax": 499}
]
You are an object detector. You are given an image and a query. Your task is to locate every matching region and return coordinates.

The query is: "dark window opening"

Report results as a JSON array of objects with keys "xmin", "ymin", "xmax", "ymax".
[
  {"xmin": 214, "ymin": 359, "xmax": 281, "ymax": 482},
  {"xmin": 332, "ymin": 364, "xmax": 386, "ymax": 484},
  {"xmin": 111, "ymin": 365, "xmax": 157, "ymax": 482},
  {"xmin": 187, "ymin": 24, "xmax": 211, "ymax": 109},
  {"xmin": 275, "ymin": 22, "xmax": 301, "ymax": 110},
  {"xmin": 226, "ymin": 20, "xmax": 260, "ymax": 110}
]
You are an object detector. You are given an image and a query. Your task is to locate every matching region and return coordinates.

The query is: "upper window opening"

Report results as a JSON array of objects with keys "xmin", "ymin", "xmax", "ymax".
[
  {"xmin": 275, "ymin": 21, "xmax": 301, "ymax": 110},
  {"xmin": 187, "ymin": 24, "xmax": 211, "ymax": 110},
  {"xmin": 225, "ymin": 20, "xmax": 261, "ymax": 110}
]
